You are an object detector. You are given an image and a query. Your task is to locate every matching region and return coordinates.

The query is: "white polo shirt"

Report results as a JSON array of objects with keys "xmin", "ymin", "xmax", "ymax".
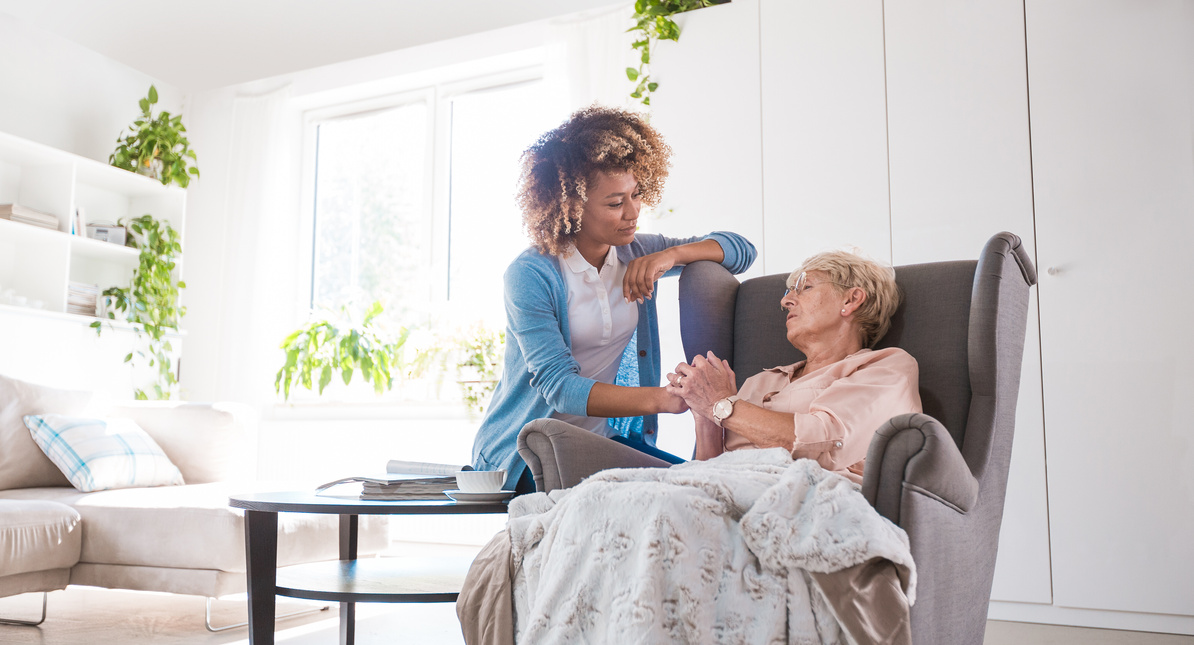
[{"xmin": 553, "ymin": 245, "xmax": 639, "ymax": 436}]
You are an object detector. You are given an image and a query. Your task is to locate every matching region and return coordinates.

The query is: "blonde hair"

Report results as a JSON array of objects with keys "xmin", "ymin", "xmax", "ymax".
[
  {"xmin": 517, "ymin": 105, "xmax": 671, "ymax": 256},
  {"xmin": 788, "ymin": 250, "xmax": 900, "ymax": 347}
]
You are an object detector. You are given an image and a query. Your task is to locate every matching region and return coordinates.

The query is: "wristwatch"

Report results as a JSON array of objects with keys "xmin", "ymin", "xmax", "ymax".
[{"xmin": 712, "ymin": 395, "xmax": 740, "ymax": 427}]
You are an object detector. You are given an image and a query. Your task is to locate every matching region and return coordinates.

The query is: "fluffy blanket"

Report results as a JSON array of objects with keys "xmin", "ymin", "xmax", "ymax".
[{"xmin": 504, "ymin": 448, "xmax": 915, "ymax": 644}]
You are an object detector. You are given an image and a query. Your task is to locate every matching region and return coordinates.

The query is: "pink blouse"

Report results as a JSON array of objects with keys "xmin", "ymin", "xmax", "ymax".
[{"xmin": 724, "ymin": 347, "xmax": 922, "ymax": 484}]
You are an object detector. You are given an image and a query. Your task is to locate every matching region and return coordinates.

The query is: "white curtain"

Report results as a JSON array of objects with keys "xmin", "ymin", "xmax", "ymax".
[
  {"xmin": 213, "ymin": 84, "xmax": 302, "ymax": 404},
  {"xmin": 546, "ymin": 4, "xmax": 641, "ymax": 114}
]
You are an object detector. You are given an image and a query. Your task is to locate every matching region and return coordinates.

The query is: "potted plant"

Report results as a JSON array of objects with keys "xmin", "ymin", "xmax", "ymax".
[
  {"xmin": 404, "ymin": 322, "xmax": 505, "ymax": 416},
  {"xmin": 627, "ymin": 0, "xmax": 730, "ymax": 105},
  {"xmin": 90, "ymin": 214, "xmax": 186, "ymax": 400},
  {"xmin": 275, "ymin": 301, "xmax": 410, "ymax": 401},
  {"xmin": 109, "ymin": 85, "xmax": 200, "ymax": 188}
]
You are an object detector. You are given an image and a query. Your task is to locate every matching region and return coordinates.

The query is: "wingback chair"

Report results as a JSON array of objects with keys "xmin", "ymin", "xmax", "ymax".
[{"xmin": 517, "ymin": 231, "xmax": 1037, "ymax": 645}]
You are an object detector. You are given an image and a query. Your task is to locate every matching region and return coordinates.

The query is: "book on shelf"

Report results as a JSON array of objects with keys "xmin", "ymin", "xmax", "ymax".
[
  {"xmin": 0, "ymin": 203, "xmax": 59, "ymax": 230},
  {"xmin": 72, "ymin": 207, "xmax": 86, "ymax": 236},
  {"xmin": 66, "ymin": 282, "xmax": 100, "ymax": 317}
]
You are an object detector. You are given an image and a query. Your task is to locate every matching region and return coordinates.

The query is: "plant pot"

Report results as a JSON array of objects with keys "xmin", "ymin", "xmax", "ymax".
[{"xmin": 136, "ymin": 157, "xmax": 164, "ymax": 181}]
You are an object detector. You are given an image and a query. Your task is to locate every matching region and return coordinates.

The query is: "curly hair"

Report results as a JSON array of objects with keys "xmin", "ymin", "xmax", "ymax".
[{"xmin": 517, "ymin": 106, "xmax": 672, "ymax": 256}]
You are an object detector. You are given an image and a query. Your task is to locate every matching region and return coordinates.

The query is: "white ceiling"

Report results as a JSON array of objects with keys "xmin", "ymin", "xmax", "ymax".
[{"xmin": 0, "ymin": 0, "xmax": 623, "ymax": 92}]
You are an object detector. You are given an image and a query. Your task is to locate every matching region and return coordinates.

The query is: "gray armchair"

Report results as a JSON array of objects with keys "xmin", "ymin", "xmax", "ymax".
[{"xmin": 518, "ymin": 231, "xmax": 1037, "ymax": 645}]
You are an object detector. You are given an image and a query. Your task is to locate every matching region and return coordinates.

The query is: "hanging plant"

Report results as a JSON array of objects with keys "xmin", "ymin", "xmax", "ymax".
[
  {"xmin": 275, "ymin": 301, "xmax": 410, "ymax": 401},
  {"xmin": 627, "ymin": 0, "xmax": 730, "ymax": 106},
  {"xmin": 110, "ymin": 85, "xmax": 200, "ymax": 188},
  {"xmin": 90, "ymin": 214, "xmax": 186, "ymax": 400}
]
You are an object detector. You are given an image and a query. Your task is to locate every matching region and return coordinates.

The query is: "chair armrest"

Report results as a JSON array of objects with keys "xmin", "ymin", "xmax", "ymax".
[
  {"xmin": 861, "ymin": 413, "xmax": 979, "ymax": 524},
  {"xmin": 679, "ymin": 261, "xmax": 740, "ymax": 366},
  {"xmin": 518, "ymin": 420, "xmax": 670, "ymax": 492}
]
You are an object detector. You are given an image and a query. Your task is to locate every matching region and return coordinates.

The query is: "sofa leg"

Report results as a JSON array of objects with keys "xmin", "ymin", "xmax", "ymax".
[
  {"xmin": 204, "ymin": 596, "xmax": 330, "ymax": 632},
  {"xmin": 0, "ymin": 592, "xmax": 48, "ymax": 626}
]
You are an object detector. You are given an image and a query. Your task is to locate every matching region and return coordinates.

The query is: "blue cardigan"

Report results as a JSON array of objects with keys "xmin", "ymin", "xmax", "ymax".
[{"xmin": 470, "ymin": 231, "xmax": 757, "ymax": 489}]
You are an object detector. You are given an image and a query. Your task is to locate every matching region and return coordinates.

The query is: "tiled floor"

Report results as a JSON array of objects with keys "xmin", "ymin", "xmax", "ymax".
[{"xmin": 2, "ymin": 543, "xmax": 1190, "ymax": 645}]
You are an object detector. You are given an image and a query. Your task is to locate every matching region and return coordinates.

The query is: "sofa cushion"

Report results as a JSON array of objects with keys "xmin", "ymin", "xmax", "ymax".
[
  {"xmin": 0, "ymin": 374, "xmax": 91, "ymax": 490},
  {"xmin": 24, "ymin": 414, "xmax": 185, "ymax": 492},
  {"xmin": 0, "ymin": 500, "xmax": 82, "ymax": 577},
  {"xmin": 98, "ymin": 401, "xmax": 255, "ymax": 484},
  {"xmin": 0, "ymin": 484, "xmax": 388, "ymax": 572}
]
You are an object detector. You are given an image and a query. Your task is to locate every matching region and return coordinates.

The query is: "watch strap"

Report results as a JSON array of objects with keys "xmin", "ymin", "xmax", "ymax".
[{"xmin": 714, "ymin": 395, "xmax": 740, "ymax": 427}]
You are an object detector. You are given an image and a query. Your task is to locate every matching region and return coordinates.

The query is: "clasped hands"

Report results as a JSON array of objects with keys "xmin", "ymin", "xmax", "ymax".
[{"xmin": 665, "ymin": 351, "xmax": 738, "ymax": 422}]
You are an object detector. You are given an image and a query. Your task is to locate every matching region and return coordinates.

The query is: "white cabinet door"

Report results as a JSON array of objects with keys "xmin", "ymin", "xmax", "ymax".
[
  {"xmin": 883, "ymin": 0, "xmax": 1051, "ymax": 603},
  {"xmin": 1027, "ymin": 0, "xmax": 1194, "ymax": 615},
  {"xmin": 649, "ymin": 0, "xmax": 766, "ymax": 458},
  {"xmin": 759, "ymin": 0, "xmax": 890, "ymax": 270}
]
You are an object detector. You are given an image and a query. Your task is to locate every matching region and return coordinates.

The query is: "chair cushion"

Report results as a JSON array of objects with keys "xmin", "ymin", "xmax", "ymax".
[
  {"xmin": 24, "ymin": 414, "xmax": 185, "ymax": 492},
  {"xmin": 0, "ymin": 373, "xmax": 91, "ymax": 490},
  {"xmin": 0, "ymin": 500, "xmax": 82, "ymax": 576}
]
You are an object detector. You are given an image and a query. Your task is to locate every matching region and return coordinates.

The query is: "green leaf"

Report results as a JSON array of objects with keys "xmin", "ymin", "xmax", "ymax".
[
  {"xmin": 626, "ymin": 67, "xmax": 639, "ymax": 81},
  {"xmin": 147, "ymin": 85, "xmax": 158, "ymax": 104},
  {"xmin": 318, "ymin": 365, "xmax": 332, "ymax": 393},
  {"xmin": 648, "ymin": 82, "xmax": 659, "ymax": 91}
]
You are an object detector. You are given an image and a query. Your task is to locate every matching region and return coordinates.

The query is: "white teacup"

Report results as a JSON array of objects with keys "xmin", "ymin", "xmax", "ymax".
[{"xmin": 456, "ymin": 469, "xmax": 506, "ymax": 493}]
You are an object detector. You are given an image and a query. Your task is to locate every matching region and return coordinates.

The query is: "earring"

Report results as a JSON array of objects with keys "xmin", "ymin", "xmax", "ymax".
[{"xmin": 841, "ymin": 309, "xmax": 847, "ymax": 314}]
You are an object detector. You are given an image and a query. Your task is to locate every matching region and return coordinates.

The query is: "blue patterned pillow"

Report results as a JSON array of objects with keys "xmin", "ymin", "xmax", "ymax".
[{"xmin": 23, "ymin": 414, "xmax": 185, "ymax": 492}]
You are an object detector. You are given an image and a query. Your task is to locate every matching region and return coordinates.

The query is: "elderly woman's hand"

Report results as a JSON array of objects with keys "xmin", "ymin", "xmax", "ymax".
[
  {"xmin": 623, "ymin": 249, "xmax": 676, "ymax": 303},
  {"xmin": 667, "ymin": 351, "xmax": 737, "ymax": 421}
]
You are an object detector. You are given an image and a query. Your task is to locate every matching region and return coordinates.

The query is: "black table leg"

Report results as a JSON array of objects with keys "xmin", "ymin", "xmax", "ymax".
[
  {"xmin": 245, "ymin": 509, "xmax": 278, "ymax": 645},
  {"xmin": 339, "ymin": 514, "xmax": 359, "ymax": 645}
]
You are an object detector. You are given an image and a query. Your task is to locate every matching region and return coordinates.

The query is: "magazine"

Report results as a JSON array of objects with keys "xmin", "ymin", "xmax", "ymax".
[
  {"xmin": 386, "ymin": 460, "xmax": 473, "ymax": 475},
  {"xmin": 316, "ymin": 460, "xmax": 473, "ymax": 500}
]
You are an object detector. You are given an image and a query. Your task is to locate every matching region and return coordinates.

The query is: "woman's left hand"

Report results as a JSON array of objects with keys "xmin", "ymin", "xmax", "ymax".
[
  {"xmin": 667, "ymin": 351, "xmax": 737, "ymax": 420},
  {"xmin": 623, "ymin": 249, "xmax": 676, "ymax": 303}
]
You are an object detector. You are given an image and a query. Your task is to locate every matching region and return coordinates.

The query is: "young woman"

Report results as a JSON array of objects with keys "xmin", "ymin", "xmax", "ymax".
[{"xmin": 470, "ymin": 106, "xmax": 757, "ymax": 492}]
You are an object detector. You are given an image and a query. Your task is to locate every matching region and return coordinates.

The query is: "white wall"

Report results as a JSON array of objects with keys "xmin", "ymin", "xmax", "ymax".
[
  {"xmin": 0, "ymin": 13, "xmax": 184, "ymax": 165},
  {"xmin": 0, "ymin": 12, "xmax": 186, "ymax": 398}
]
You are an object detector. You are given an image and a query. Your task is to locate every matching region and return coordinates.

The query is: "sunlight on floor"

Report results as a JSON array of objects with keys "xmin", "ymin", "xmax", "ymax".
[{"xmin": 1, "ymin": 540, "xmax": 1190, "ymax": 645}]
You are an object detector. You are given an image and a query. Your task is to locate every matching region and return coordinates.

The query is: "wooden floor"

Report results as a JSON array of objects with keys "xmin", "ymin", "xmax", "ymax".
[{"xmin": 2, "ymin": 542, "xmax": 1190, "ymax": 645}]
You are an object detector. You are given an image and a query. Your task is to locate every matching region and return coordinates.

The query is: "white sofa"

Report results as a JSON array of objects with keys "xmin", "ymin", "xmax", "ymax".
[{"xmin": 0, "ymin": 375, "xmax": 388, "ymax": 622}]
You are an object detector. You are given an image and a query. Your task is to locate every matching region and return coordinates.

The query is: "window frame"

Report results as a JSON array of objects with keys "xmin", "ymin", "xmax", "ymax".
[
  {"xmin": 288, "ymin": 58, "xmax": 551, "ymax": 407},
  {"xmin": 297, "ymin": 87, "xmax": 438, "ymax": 312},
  {"xmin": 297, "ymin": 64, "xmax": 546, "ymax": 315}
]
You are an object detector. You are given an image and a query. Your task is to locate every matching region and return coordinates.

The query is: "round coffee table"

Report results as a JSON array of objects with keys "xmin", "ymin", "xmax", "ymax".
[{"xmin": 229, "ymin": 491, "xmax": 509, "ymax": 645}]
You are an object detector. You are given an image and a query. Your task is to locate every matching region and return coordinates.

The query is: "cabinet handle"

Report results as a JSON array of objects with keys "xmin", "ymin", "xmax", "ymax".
[{"xmin": 1047, "ymin": 267, "xmax": 1062, "ymax": 276}]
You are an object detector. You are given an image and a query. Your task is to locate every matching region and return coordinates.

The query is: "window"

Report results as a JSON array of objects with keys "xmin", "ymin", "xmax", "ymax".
[
  {"xmin": 310, "ymin": 100, "xmax": 430, "ymax": 321},
  {"xmin": 304, "ymin": 67, "xmax": 563, "ymax": 328}
]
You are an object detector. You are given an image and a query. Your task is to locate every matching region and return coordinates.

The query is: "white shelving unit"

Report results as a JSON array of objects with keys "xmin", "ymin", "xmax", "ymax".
[{"xmin": 0, "ymin": 129, "xmax": 186, "ymax": 320}]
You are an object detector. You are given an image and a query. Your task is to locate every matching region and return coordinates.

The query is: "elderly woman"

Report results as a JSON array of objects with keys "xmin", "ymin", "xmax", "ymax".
[
  {"xmin": 471, "ymin": 105, "xmax": 757, "ymax": 492},
  {"xmin": 668, "ymin": 250, "xmax": 921, "ymax": 482}
]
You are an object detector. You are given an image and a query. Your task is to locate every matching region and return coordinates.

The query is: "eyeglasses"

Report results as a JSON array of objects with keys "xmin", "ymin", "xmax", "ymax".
[{"xmin": 783, "ymin": 271, "xmax": 852, "ymax": 299}]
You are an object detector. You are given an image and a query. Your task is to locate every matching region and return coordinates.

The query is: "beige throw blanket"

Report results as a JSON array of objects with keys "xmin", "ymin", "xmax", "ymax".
[{"xmin": 460, "ymin": 448, "xmax": 915, "ymax": 644}]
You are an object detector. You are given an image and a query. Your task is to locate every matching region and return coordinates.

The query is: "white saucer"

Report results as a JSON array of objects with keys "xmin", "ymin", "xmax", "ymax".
[{"xmin": 444, "ymin": 489, "xmax": 515, "ymax": 503}]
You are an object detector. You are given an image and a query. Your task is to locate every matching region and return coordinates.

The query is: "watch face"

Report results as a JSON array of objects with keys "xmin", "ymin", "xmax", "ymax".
[{"xmin": 714, "ymin": 399, "xmax": 732, "ymax": 420}]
